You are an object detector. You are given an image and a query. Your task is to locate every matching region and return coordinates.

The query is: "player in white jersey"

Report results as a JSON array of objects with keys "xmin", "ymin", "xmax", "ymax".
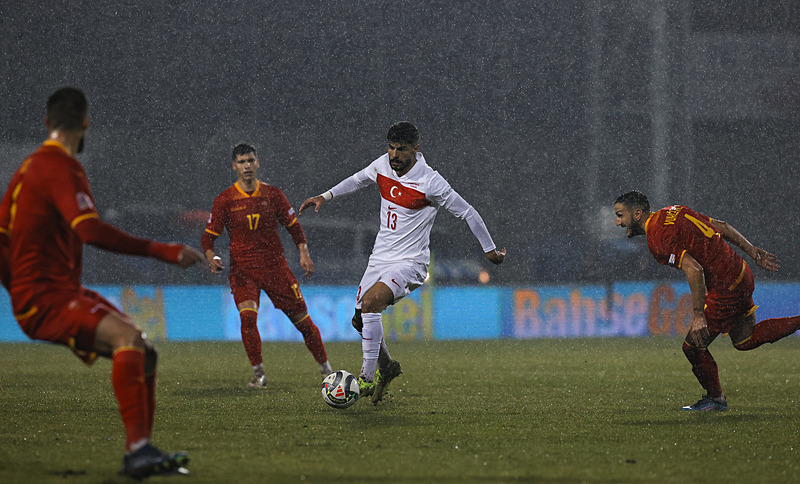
[{"xmin": 300, "ymin": 121, "xmax": 506, "ymax": 404}]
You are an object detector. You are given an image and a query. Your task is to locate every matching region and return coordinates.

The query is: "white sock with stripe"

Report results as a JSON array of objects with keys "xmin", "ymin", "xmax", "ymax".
[{"xmin": 359, "ymin": 312, "xmax": 383, "ymax": 382}]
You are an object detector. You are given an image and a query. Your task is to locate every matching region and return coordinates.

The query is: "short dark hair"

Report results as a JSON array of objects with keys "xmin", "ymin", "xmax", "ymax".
[
  {"xmin": 232, "ymin": 143, "xmax": 256, "ymax": 160},
  {"xmin": 387, "ymin": 121, "xmax": 419, "ymax": 145},
  {"xmin": 615, "ymin": 191, "xmax": 650, "ymax": 212},
  {"xmin": 47, "ymin": 87, "xmax": 88, "ymax": 132}
]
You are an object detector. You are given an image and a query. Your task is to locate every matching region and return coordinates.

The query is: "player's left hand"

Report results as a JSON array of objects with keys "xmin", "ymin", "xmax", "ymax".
[
  {"xmin": 486, "ymin": 248, "xmax": 506, "ymax": 265},
  {"xmin": 300, "ymin": 252, "xmax": 315, "ymax": 278},
  {"xmin": 753, "ymin": 247, "xmax": 780, "ymax": 272}
]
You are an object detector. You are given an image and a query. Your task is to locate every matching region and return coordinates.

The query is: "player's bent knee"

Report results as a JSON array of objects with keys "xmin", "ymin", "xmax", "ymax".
[
  {"xmin": 682, "ymin": 340, "xmax": 705, "ymax": 354},
  {"xmin": 360, "ymin": 297, "xmax": 388, "ymax": 314},
  {"xmin": 291, "ymin": 312, "xmax": 310, "ymax": 327},
  {"xmin": 732, "ymin": 338, "xmax": 752, "ymax": 351},
  {"xmin": 95, "ymin": 313, "xmax": 146, "ymax": 355}
]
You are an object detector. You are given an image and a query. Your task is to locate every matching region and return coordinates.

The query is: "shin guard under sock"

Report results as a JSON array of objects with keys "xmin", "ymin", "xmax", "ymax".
[
  {"xmin": 240, "ymin": 309, "xmax": 262, "ymax": 366},
  {"xmin": 360, "ymin": 312, "xmax": 383, "ymax": 381},
  {"xmin": 682, "ymin": 341, "xmax": 723, "ymax": 399},
  {"xmin": 112, "ymin": 347, "xmax": 149, "ymax": 451},
  {"xmin": 294, "ymin": 314, "xmax": 328, "ymax": 365}
]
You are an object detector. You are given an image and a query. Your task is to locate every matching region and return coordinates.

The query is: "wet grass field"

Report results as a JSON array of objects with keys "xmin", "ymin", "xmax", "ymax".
[{"xmin": 1, "ymin": 337, "xmax": 799, "ymax": 483}]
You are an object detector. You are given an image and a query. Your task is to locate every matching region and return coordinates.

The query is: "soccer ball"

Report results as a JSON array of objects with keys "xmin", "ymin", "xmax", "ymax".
[{"xmin": 321, "ymin": 370, "xmax": 360, "ymax": 409}]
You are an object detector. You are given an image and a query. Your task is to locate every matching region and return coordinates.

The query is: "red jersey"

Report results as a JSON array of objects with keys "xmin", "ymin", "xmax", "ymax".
[
  {"xmin": 0, "ymin": 141, "xmax": 100, "ymax": 306},
  {"xmin": 202, "ymin": 182, "xmax": 306, "ymax": 268},
  {"xmin": 645, "ymin": 205, "xmax": 745, "ymax": 292}
]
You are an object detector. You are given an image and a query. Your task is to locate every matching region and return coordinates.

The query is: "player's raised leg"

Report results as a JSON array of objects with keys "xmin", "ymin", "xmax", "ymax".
[{"xmin": 731, "ymin": 312, "xmax": 800, "ymax": 351}]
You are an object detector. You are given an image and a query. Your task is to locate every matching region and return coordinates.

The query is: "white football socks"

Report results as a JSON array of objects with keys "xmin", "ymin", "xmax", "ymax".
[{"xmin": 360, "ymin": 312, "xmax": 383, "ymax": 382}]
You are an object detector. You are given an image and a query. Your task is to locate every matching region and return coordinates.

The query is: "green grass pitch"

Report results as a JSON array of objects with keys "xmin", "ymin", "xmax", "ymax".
[{"xmin": 1, "ymin": 337, "xmax": 799, "ymax": 483}]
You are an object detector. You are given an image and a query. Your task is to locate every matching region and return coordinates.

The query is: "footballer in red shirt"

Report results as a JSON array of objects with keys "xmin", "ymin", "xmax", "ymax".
[
  {"xmin": 615, "ymin": 191, "xmax": 800, "ymax": 411},
  {"xmin": 202, "ymin": 143, "xmax": 331, "ymax": 387},
  {"xmin": 0, "ymin": 87, "xmax": 203, "ymax": 478}
]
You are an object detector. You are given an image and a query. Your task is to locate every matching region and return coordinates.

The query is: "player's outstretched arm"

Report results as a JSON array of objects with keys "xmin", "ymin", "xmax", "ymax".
[
  {"xmin": 74, "ymin": 217, "xmax": 202, "ymax": 268},
  {"xmin": 486, "ymin": 248, "xmax": 506, "ymax": 265},
  {"xmin": 709, "ymin": 218, "xmax": 780, "ymax": 272}
]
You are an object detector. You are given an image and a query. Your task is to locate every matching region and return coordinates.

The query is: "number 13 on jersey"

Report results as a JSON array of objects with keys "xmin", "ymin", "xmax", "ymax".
[{"xmin": 386, "ymin": 210, "xmax": 397, "ymax": 230}]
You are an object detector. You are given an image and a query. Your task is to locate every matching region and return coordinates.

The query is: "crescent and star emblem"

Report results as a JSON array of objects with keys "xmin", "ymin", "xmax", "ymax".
[{"xmin": 390, "ymin": 186, "xmax": 400, "ymax": 198}]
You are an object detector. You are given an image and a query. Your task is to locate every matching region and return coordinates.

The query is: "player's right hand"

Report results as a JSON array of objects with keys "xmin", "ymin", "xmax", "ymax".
[
  {"xmin": 299, "ymin": 196, "xmax": 325, "ymax": 216},
  {"xmin": 205, "ymin": 251, "xmax": 224, "ymax": 273},
  {"xmin": 177, "ymin": 246, "xmax": 204, "ymax": 269}
]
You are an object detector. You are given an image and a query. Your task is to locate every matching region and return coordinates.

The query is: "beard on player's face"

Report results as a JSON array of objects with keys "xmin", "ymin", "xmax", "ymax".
[
  {"xmin": 390, "ymin": 156, "xmax": 413, "ymax": 173},
  {"xmin": 626, "ymin": 217, "xmax": 645, "ymax": 237}
]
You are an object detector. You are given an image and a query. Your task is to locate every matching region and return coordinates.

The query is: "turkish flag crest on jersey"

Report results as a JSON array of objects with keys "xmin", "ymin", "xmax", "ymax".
[{"xmin": 377, "ymin": 174, "xmax": 431, "ymax": 210}]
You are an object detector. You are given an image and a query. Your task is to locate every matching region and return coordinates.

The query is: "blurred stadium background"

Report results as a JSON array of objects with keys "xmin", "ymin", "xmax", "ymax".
[{"xmin": 1, "ymin": 1, "xmax": 799, "ymax": 287}]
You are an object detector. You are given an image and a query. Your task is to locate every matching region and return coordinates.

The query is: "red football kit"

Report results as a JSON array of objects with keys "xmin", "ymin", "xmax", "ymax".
[
  {"xmin": 0, "ymin": 140, "xmax": 182, "ymax": 362},
  {"xmin": 645, "ymin": 205, "xmax": 755, "ymax": 333},
  {"xmin": 202, "ymin": 182, "xmax": 308, "ymax": 315}
]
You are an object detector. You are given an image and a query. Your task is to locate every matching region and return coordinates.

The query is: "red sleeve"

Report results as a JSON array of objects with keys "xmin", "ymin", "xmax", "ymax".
[
  {"xmin": 201, "ymin": 230, "xmax": 217, "ymax": 253},
  {"xmin": 73, "ymin": 217, "xmax": 183, "ymax": 263},
  {"xmin": 275, "ymin": 189, "xmax": 306, "ymax": 246},
  {"xmin": 202, "ymin": 194, "xmax": 226, "ymax": 252}
]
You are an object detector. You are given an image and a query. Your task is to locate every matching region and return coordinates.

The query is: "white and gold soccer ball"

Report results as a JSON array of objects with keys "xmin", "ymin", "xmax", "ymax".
[{"xmin": 321, "ymin": 370, "xmax": 360, "ymax": 409}]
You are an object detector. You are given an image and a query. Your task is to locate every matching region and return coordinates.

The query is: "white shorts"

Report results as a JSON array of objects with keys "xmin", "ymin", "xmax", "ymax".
[{"xmin": 355, "ymin": 261, "xmax": 428, "ymax": 308}]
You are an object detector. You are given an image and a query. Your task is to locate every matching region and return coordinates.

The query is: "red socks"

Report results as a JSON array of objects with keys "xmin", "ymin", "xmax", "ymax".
[
  {"xmin": 112, "ymin": 347, "xmax": 149, "ymax": 451},
  {"xmin": 682, "ymin": 341, "xmax": 723, "ymax": 399},
  {"xmin": 734, "ymin": 315, "xmax": 800, "ymax": 350},
  {"xmin": 294, "ymin": 314, "xmax": 328, "ymax": 365},
  {"xmin": 240, "ymin": 309, "xmax": 262, "ymax": 366}
]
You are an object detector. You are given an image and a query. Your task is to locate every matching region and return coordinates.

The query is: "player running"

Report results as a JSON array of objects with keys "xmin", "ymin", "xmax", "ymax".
[
  {"xmin": 614, "ymin": 190, "xmax": 800, "ymax": 411},
  {"xmin": 202, "ymin": 143, "xmax": 332, "ymax": 387},
  {"xmin": 0, "ymin": 87, "xmax": 203, "ymax": 478},
  {"xmin": 300, "ymin": 121, "xmax": 505, "ymax": 404}
]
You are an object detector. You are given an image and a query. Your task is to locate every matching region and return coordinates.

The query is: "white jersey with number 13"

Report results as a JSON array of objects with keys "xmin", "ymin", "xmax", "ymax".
[{"xmin": 329, "ymin": 152, "xmax": 496, "ymax": 266}]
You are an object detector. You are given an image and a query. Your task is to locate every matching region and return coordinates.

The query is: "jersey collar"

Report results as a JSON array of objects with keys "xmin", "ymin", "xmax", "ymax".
[
  {"xmin": 644, "ymin": 211, "xmax": 655, "ymax": 235},
  {"xmin": 234, "ymin": 181, "xmax": 261, "ymax": 197},
  {"xmin": 42, "ymin": 139, "xmax": 70, "ymax": 156}
]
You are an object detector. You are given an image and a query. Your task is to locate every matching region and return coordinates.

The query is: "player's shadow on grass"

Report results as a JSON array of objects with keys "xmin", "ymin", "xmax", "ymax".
[{"xmin": 620, "ymin": 412, "xmax": 762, "ymax": 426}]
